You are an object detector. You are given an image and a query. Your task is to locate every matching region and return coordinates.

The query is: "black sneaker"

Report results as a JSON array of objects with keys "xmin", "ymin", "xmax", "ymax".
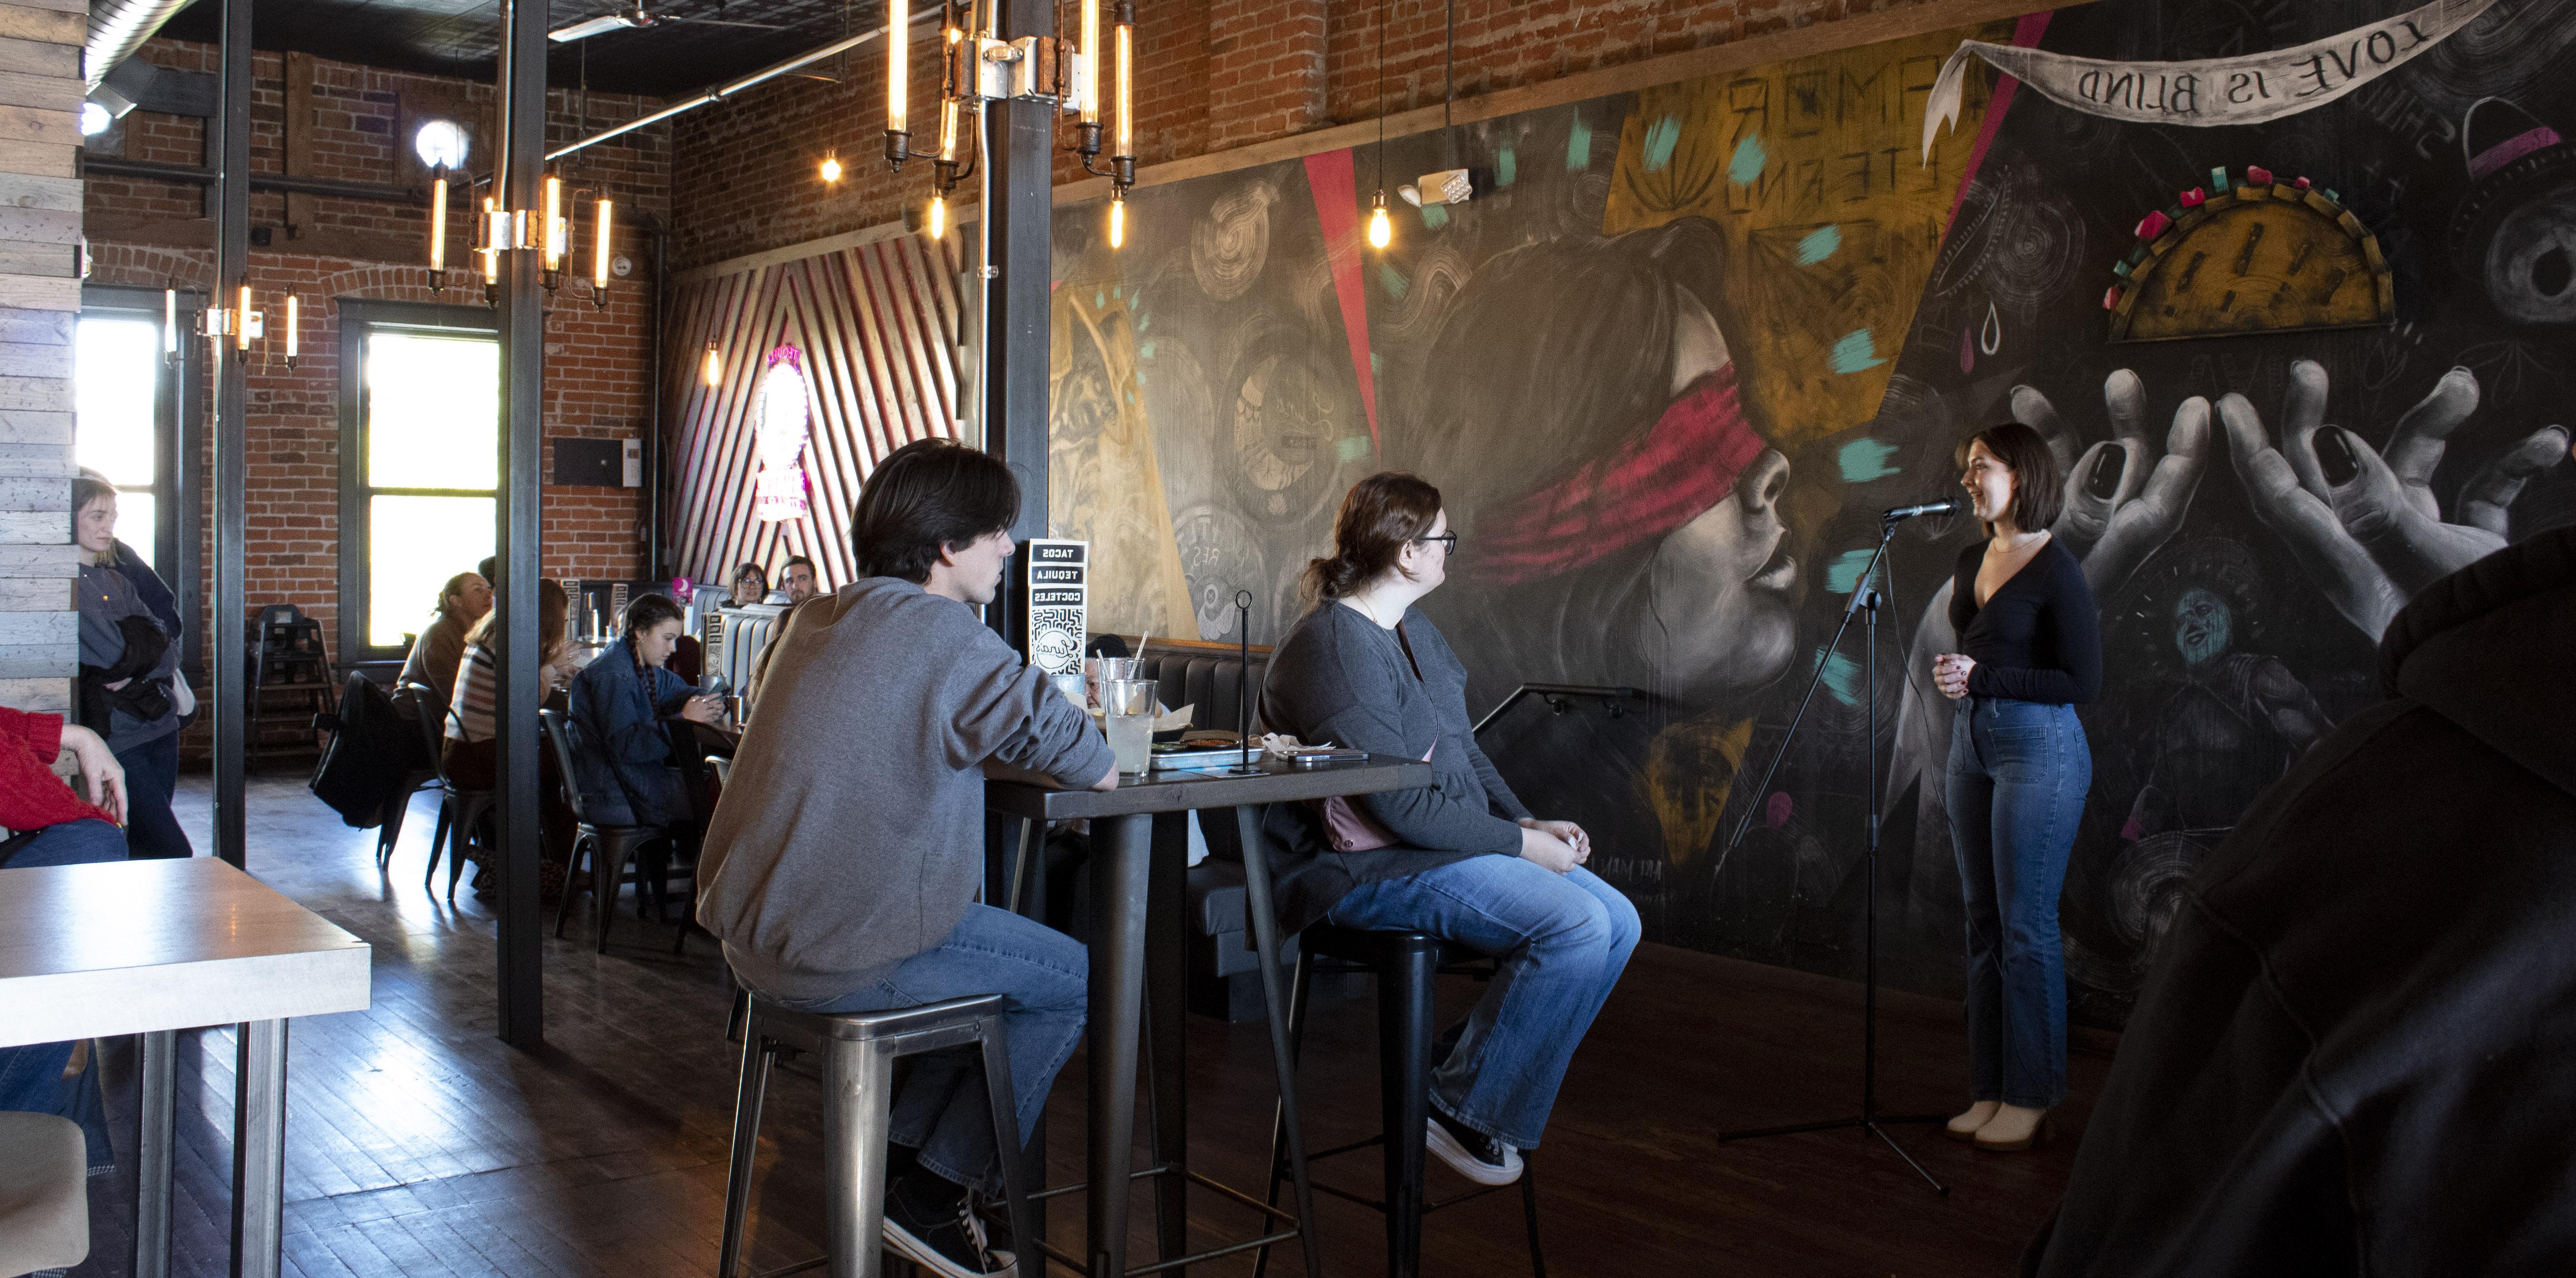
[
  {"xmin": 1426, "ymin": 1110, "xmax": 1522, "ymax": 1186},
  {"xmin": 884, "ymin": 1176, "xmax": 1016, "ymax": 1278}
]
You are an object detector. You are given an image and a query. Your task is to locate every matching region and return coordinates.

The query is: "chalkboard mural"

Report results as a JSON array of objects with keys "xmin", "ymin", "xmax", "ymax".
[{"xmin": 1046, "ymin": 0, "xmax": 2576, "ymax": 1026}]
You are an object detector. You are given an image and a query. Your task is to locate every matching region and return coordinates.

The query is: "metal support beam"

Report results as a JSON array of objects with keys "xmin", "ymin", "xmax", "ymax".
[
  {"xmin": 209, "ymin": 0, "xmax": 248, "ymax": 868},
  {"xmin": 982, "ymin": 0, "xmax": 1055, "ymax": 658},
  {"xmin": 492, "ymin": 0, "xmax": 549, "ymax": 1047}
]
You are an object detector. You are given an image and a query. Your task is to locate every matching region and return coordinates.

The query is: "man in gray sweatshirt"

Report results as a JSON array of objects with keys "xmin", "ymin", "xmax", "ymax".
[{"xmin": 696, "ymin": 439, "xmax": 1117, "ymax": 1278}]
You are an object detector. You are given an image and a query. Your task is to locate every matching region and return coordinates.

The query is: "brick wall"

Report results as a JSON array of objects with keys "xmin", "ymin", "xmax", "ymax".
[
  {"xmin": 669, "ymin": 0, "xmax": 1947, "ymax": 269},
  {"xmin": 83, "ymin": 39, "xmax": 673, "ymax": 662}
]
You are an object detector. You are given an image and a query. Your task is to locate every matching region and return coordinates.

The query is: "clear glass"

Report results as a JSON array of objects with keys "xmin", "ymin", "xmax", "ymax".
[
  {"xmin": 369, "ymin": 494, "xmax": 494, "ymax": 648},
  {"xmin": 1103, "ymin": 677, "xmax": 1158, "ymax": 775},
  {"xmin": 367, "ymin": 333, "xmax": 498, "ymax": 490}
]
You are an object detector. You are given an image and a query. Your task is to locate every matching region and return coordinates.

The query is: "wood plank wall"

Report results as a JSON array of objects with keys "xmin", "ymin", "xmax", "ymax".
[
  {"xmin": 0, "ymin": 0, "xmax": 81, "ymax": 712},
  {"xmin": 664, "ymin": 231, "xmax": 966, "ymax": 590}
]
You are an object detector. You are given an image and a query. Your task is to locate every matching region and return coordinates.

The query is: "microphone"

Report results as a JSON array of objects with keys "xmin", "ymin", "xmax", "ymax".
[{"xmin": 1882, "ymin": 497, "xmax": 1961, "ymax": 522}]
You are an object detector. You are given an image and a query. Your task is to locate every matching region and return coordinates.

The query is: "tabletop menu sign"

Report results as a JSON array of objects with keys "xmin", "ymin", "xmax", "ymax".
[{"xmin": 1028, "ymin": 540, "xmax": 1089, "ymax": 679}]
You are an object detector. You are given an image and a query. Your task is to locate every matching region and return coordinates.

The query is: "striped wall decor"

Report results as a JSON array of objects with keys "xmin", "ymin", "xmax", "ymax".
[{"xmin": 663, "ymin": 231, "xmax": 968, "ymax": 591}]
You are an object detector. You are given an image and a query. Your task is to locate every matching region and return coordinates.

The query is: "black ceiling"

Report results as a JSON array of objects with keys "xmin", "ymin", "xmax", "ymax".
[{"xmin": 156, "ymin": 0, "xmax": 886, "ymax": 99}]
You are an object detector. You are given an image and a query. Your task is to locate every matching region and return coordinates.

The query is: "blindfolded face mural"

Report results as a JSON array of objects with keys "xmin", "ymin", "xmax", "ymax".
[{"xmin": 1046, "ymin": 2, "xmax": 2576, "ymax": 1028}]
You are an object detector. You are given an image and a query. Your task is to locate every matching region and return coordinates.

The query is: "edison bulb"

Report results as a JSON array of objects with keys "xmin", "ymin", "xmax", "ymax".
[
  {"xmin": 702, "ymin": 345, "xmax": 722, "ymax": 387},
  {"xmin": 929, "ymin": 194, "xmax": 947, "ymax": 240},
  {"xmin": 819, "ymin": 154, "xmax": 843, "ymax": 183},
  {"xmin": 1109, "ymin": 196, "xmax": 1126, "ymax": 249},
  {"xmin": 1367, "ymin": 202, "xmax": 1391, "ymax": 249}
]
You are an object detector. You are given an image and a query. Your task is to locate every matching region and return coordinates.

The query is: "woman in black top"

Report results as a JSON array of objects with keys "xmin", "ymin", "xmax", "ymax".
[
  {"xmin": 1262, "ymin": 473, "xmax": 1640, "ymax": 1189},
  {"xmin": 1933, "ymin": 422, "xmax": 2101, "ymax": 1151}
]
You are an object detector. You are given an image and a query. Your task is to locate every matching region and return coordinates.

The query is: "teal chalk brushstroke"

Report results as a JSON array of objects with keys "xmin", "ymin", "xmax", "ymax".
[
  {"xmin": 1094, "ymin": 289, "xmax": 1106, "ymax": 309},
  {"xmin": 1337, "ymin": 436, "xmax": 1371, "ymax": 463},
  {"xmin": 1818, "ymin": 651, "xmax": 1862, "ymax": 706},
  {"xmin": 1836, "ymin": 437, "xmax": 1899, "ymax": 484},
  {"xmin": 1643, "ymin": 116, "xmax": 1683, "ymax": 173},
  {"xmin": 1796, "ymin": 224, "xmax": 1841, "ymax": 265},
  {"xmin": 1566, "ymin": 117, "xmax": 1593, "ymax": 170},
  {"xmin": 1139, "ymin": 340, "xmax": 1155, "ymax": 360},
  {"xmin": 1828, "ymin": 329, "xmax": 1886, "ymax": 374},
  {"xmin": 1421, "ymin": 204, "xmax": 1449, "ymax": 230},
  {"xmin": 1369, "ymin": 352, "xmax": 1383, "ymax": 376},
  {"xmin": 1377, "ymin": 262, "xmax": 1409, "ymax": 299},
  {"xmin": 1727, "ymin": 134, "xmax": 1768, "ymax": 185},
  {"xmin": 1825, "ymin": 548, "xmax": 1879, "ymax": 596},
  {"xmin": 1135, "ymin": 312, "xmax": 1150, "ymax": 331},
  {"xmin": 1496, "ymin": 146, "xmax": 1517, "ymax": 187}
]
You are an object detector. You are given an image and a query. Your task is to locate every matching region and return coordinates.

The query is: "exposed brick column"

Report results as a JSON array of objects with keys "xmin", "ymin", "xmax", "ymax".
[{"xmin": 1208, "ymin": 0, "xmax": 1326, "ymax": 150}]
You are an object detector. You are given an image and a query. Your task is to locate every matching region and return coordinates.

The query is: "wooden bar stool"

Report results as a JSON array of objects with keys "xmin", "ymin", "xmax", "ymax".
[
  {"xmin": 717, "ymin": 992, "xmax": 1039, "ymax": 1278},
  {"xmin": 0, "ymin": 1111, "xmax": 90, "ymax": 1277}
]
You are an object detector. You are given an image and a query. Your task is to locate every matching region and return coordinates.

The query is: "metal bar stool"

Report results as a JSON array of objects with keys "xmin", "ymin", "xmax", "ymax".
[
  {"xmin": 399, "ymin": 682, "xmax": 490, "ymax": 899},
  {"xmin": 1252, "ymin": 924, "xmax": 1547, "ymax": 1278},
  {"xmin": 717, "ymin": 993, "xmax": 1039, "ymax": 1278}
]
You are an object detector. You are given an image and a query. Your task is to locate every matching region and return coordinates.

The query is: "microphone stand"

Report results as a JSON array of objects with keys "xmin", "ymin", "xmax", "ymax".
[
  {"xmin": 1223, "ymin": 590, "xmax": 1261, "ymax": 776},
  {"xmin": 1713, "ymin": 513, "xmax": 1946, "ymax": 1195}
]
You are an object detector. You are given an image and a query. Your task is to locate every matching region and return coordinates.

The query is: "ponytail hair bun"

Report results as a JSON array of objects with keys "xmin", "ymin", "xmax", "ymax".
[{"xmin": 1300, "ymin": 472, "xmax": 1443, "ymax": 605}]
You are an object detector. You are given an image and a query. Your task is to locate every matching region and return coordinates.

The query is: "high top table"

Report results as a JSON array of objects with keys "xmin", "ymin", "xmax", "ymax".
[
  {"xmin": 987, "ymin": 753, "xmax": 1434, "ymax": 1278},
  {"xmin": 0, "ymin": 857, "xmax": 373, "ymax": 1278}
]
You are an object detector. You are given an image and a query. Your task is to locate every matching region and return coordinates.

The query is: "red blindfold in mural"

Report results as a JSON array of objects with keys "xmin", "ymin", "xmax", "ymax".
[{"xmin": 1468, "ymin": 363, "xmax": 1766, "ymax": 585}]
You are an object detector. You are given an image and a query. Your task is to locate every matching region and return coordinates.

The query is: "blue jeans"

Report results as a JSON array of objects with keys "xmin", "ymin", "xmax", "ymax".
[
  {"xmin": 0, "ymin": 819, "xmax": 128, "ymax": 1171},
  {"xmin": 1324, "ymin": 858, "xmax": 1640, "ymax": 1149},
  {"xmin": 116, "ymin": 730, "xmax": 193, "ymax": 860},
  {"xmin": 762, "ymin": 904, "xmax": 1087, "ymax": 1194},
  {"xmin": 1944, "ymin": 696, "xmax": 2090, "ymax": 1108}
]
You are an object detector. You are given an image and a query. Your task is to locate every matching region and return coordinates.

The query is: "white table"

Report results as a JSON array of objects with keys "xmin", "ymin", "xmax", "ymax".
[{"xmin": 0, "ymin": 857, "xmax": 371, "ymax": 1278}]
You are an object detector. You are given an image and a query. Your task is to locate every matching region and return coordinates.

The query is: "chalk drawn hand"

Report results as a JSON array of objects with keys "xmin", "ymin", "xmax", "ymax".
[
  {"xmin": 2220, "ymin": 361, "xmax": 2570, "ymax": 639},
  {"xmin": 2011, "ymin": 370, "xmax": 2211, "ymax": 592}
]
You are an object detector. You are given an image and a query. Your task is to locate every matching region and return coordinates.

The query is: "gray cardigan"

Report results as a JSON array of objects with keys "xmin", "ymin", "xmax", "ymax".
[
  {"xmin": 694, "ymin": 577, "xmax": 1117, "ymax": 1000},
  {"xmin": 1257, "ymin": 601, "xmax": 1530, "ymax": 933}
]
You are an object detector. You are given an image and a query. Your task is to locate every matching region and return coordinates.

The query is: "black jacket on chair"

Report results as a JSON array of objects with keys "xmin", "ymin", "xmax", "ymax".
[
  {"xmin": 311, "ymin": 673, "xmax": 426, "ymax": 829},
  {"xmin": 2024, "ymin": 527, "xmax": 2576, "ymax": 1276}
]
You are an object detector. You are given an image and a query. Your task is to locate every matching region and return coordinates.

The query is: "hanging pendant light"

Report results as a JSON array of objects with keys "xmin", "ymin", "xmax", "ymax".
[
  {"xmin": 820, "ymin": 152, "xmax": 843, "ymax": 183},
  {"xmin": 427, "ymin": 167, "xmax": 449, "ymax": 286},
  {"xmin": 1109, "ymin": 192, "xmax": 1125, "ymax": 248},
  {"xmin": 1370, "ymin": 0, "xmax": 1392, "ymax": 252},
  {"xmin": 703, "ymin": 342, "xmax": 723, "ymax": 387},
  {"xmin": 929, "ymin": 192, "xmax": 948, "ymax": 239}
]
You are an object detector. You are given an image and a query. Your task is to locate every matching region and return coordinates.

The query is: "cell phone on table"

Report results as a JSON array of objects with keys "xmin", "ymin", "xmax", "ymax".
[
  {"xmin": 699, "ymin": 676, "xmax": 730, "ymax": 700},
  {"xmin": 1289, "ymin": 748, "xmax": 1368, "ymax": 765}
]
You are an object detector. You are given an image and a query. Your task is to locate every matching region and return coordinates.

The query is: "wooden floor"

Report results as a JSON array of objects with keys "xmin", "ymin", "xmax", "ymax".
[{"xmin": 59, "ymin": 773, "xmax": 2109, "ymax": 1278}]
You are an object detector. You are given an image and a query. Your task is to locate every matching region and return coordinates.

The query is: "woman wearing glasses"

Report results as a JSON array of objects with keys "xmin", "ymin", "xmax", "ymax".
[{"xmin": 1260, "ymin": 471, "xmax": 1640, "ymax": 1188}]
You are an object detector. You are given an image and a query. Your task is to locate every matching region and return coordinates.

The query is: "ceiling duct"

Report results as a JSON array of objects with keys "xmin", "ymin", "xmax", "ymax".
[{"xmin": 87, "ymin": 0, "xmax": 198, "ymax": 91}]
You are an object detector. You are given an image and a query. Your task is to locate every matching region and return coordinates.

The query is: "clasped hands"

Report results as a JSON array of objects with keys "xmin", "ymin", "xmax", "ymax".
[{"xmin": 1518, "ymin": 816, "xmax": 1591, "ymax": 874}]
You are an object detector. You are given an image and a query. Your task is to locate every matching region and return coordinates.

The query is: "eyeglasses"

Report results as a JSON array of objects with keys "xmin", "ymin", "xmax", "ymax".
[{"xmin": 1412, "ymin": 532, "xmax": 1458, "ymax": 553}]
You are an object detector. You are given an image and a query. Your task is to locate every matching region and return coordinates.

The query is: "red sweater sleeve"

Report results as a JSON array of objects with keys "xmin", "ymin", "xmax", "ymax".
[{"xmin": 0, "ymin": 708, "xmax": 114, "ymax": 831}]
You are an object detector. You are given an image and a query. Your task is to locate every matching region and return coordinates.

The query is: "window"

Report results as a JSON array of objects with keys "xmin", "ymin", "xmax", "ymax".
[
  {"xmin": 339, "ymin": 303, "xmax": 499, "ymax": 661},
  {"xmin": 75, "ymin": 315, "xmax": 163, "ymax": 568}
]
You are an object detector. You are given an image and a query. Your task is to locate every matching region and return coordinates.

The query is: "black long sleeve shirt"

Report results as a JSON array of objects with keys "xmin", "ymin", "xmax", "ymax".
[{"xmin": 1947, "ymin": 537, "xmax": 2101, "ymax": 705}]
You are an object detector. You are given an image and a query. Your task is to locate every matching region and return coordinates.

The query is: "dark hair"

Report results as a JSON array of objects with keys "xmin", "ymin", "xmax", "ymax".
[
  {"xmin": 852, "ymin": 438, "xmax": 1021, "ymax": 583},
  {"xmin": 72, "ymin": 469, "xmax": 116, "ymax": 544},
  {"xmin": 1303, "ymin": 473, "xmax": 1443, "ymax": 604},
  {"xmin": 478, "ymin": 556, "xmax": 498, "ymax": 586},
  {"xmin": 733, "ymin": 562, "xmax": 767, "ymax": 588},
  {"xmin": 435, "ymin": 571, "xmax": 483, "ymax": 616},
  {"xmin": 782, "ymin": 555, "xmax": 816, "ymax": 575},
  {"xmin": 1959, "ymin": 420, "xmax": 2064, "ymax": 536},
  {"xmin": 621, "ymin": 592, "xmax": 687, "ymax": 644},
  {"xmin": 465, "ymin": 578, "xmax": 569, "ymax": 661}
]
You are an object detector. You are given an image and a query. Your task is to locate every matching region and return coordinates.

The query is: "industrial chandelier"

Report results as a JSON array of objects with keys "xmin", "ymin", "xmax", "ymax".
[
  {"xmin": 884, "ymin": 0, "xmax": 1137, "ymax": 246},
  {"xmin": 424, "ymin": 167, "xmax": 617, "ymax": 308}
]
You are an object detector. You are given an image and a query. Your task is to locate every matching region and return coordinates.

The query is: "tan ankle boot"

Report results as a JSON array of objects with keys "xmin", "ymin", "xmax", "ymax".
[
  {"xmin": 1972, "ymin": 1103, "xmax": 2051, "ymax": 1151},
  {"xmin": 1945, "ymin": 1101, "xmax": 2000, "ymax": 1143}
]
